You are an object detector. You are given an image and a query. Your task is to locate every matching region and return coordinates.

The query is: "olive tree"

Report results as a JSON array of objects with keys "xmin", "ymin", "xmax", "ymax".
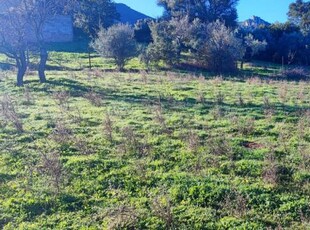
[
  {"xmin": 145, "ymin": 16, "xmax": 204, "ymax": 66},
  {"xmin": 91, "ymin": 24, "xmax": 137, "ymax": 71},
  {"xmin": 0, "ymin": 2, "xmax": 28, "ymax": 86},
  {"xmin": 288, "ymin": 0, "xmax": 310, "ymax": 34},
  {"xmin": 196, "ymin": 20, "xmax": 245, "ymax": 72},
  {"xmin": 158, "ymin": 0, "xmax": 239, "ymax": 27},
  {"xmin": 0, "ymin": 0, "xmax": 71, "ymax": 86},
  {"xmin": 241, "ymin": 34, "xmax": 267, "ymax": 68},
  {"xmin": 73, "ymin": 0, "xmax": 119, "ymax": 37},
  {"xmin": 22, "ymin": 0, "xmax": 71, "ymax": 83}
]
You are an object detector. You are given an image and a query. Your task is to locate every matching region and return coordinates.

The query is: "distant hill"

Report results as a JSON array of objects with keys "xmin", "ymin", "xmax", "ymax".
[
  {"xmin": 240, "ymin": 16, "xmax": 270, "ymax": 31},
  {"xmin": 115, "ymin": 3, "xmax": 152, "ymax": 25}
]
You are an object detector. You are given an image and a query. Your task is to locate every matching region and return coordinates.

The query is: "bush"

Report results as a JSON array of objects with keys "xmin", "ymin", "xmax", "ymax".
[
  {"xmin": 282, "ymin": 67, "xmax": 309, "ymax": 81},
  {"xmin": 196, "ymin": 20, "xmax": 244, "ymax": 72},
  {"xmin": 91, "ymin": 24, "xmax": 137, "ymax": 71},
  {"xmin": 146, "ymin": 21, "xmax": 181, "ymax": 66}
]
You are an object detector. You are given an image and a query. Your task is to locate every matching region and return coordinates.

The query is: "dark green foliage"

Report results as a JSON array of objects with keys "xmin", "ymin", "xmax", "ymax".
[
  {"xmin": 249, "ymin": 22, "xmax": 310, "ymax": 66},
  {"xmin": 146, "ymin": 21, "xmax": 182, "ymax": 66},
  {"xmin": 73, "ymin": 0, "xmax": 119, "ymax": 36},
  {"xmin": 158, "ymin": 0, "xmax": 239, "ymax": 27},
  {"xmin": 91, "ymin": 24, "xmax": 137, "ymax": 71},
  {"xmin": 144, "ymin": 16, "xmax": 203, "ymax": 67},
  {"xmin": 134, "ymin": 19, "xmax": 153, "ymax": 44},
  {"xmin": 196, "ymin": 21, "xmax": 244, "ymax": 72},
  {"xmin": 288, "ymin": 0, "xmax": 310, "ymax": 34}
]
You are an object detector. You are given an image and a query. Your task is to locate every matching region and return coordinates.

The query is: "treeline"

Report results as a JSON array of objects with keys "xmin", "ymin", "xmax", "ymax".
[
  {"xmin": 91, "ymin": 0, "xmax": 265, "ymax": 72},
  {"xmin": 0, "ymin": 0, "xmax": 309, "ymax": 86},
  {"xmin": 91, "ymin": 0, "xmax": 310, "ymax": 72}
]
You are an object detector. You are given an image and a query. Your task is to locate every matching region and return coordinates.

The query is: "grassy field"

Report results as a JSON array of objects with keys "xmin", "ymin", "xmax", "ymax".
[{"xmin": 0, "ymin": 54, "xmax": 310, "ymax": 229}]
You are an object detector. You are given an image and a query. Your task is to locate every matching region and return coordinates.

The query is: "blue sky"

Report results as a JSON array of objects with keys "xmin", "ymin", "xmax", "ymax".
[{"xmin": 114, "ymin": 0, "xmax": 295, "ymax": 23}]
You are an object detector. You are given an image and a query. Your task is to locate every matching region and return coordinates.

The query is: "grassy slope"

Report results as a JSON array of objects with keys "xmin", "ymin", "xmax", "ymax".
[{"xmin": 0, "ymin": 56, "xmax": 309, "ymax": 229}]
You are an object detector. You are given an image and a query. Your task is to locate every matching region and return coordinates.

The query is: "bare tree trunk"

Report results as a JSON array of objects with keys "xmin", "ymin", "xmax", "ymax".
[
  {"xmin": 38, "ymin": 47, "xmax": 48, "ymax": 83},
  {"xmin": 16, "ymin": 51, "xmax": 27, "ymax": 87}
]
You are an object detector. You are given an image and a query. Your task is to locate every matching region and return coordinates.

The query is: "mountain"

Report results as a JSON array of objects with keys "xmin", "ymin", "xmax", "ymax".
[
  {"xmin": 115, "ymin": 3, "xmax": 152, "ymax": 25},
  {"xmin": 240, "ymin": 16, "xmax": 270, "ymax": 30}
]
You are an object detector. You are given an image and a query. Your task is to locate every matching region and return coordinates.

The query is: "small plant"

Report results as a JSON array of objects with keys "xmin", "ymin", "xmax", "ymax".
[
  {"xmin": 103, "ymin": 113, "xmax": 113, "ymax": 142},
  {"xmin": 282, "ymin": 67, "xmax": 309, "ymax": 81},
  {"xmin": 298, "ymin": 144, "xmax": 310, "ymax": 170},
  {"xmin": 262, "ymin": 152, "xmax": 278, "ymax": 186},
  {"xmin": 140, "ymin": 70, "xmax": 148, "ymax": 84},
  {"xmin": 84, "ymin": 90, "xmax": 102, "ymax": 106},
  {"xmin": 151, "ymin": 193, "xmax": 175, "ymax": 229},
  {"xmin": 212, "ymin": 75, "xmax": 223, "ymax": 85},
  {"xmin": 153, "ymin": 105, "xmax": 167, "ymax": 131},
  {"xmin": 263, "ymin": 95, "xmax": 271, "ymax": 109},
  {"xmin": 37, "ymin": 151, "xmax": 65, "ymax": 194},
  {"xmin": 51, "ymin": 121, "xmax": 73, "ymax": 144},
  {"xmin": 0, "ymin": 94, "xmax": 23, "ymax": 132},
  {"xmin": 53, "ymin": 91, "xmax": 70, "ymax": 110},
  {"xmin": 278, "ymin": 82, "xmax": 289, "ymax": 103},
  {"xmin": 74, "ymin": 137, "xmax": 94, "ymax": 155},
  {"xmin": 215, "ymin": 91, "xmax": 225, "ymax": 104},
  {"xmin": 209, "ymin": 106, "xmax": 225, "ymax": 120},
  {"xmin": 236, "ymin": 93, "xmax": 245, "ymax": 106},
  {"xmin": 118, "ymin": 126, "xmax": 139, "ymax": 155},
  {"xmin": 105, "ymin": 205, "xmax": 139, "ymax": 230},
  {"xmin": 263, "ymin": 95, "xmax": 275, "ymax": 117},
  {"xmin": 297, "ymin": 111, "xmax": 310, "ymax": 139},
  {"xmin": 246, "ymin": 76, "xmax": 262, "ymax": 85},
  {"xmin": 196, "ymin": 90, "xmax": 206, "ymax": 104},
  {"xmin": 137, "ymin": 139, "xmax": 152, "ymax": 158},
  {"xmin": 220, "ymin": 189, "xmax": 248, "ymax": 218},
  {"xmin": 69, "ymin": 106, "xmax": 83, "ymax": 124},
  {"xmin": 297, "ymin": 81, "xmax": 306, "ymax": 104},
  {"xmin": 277, "ymin": 123, "xmax": 292, "ymax": 153},
  {"xmin": 22, "ymin": 86, "xmax": 34, "ymax": 105},
  {"xmin": 231, "ymin": 116, "xmax": 255, "ymax": 135},
  {"xmin": 186, "ymin": 130, "xmax": 200, "ymax": 153},
  {"xmin": 207, "ymin": 136, "xmax": 233, "ymax": 158}
]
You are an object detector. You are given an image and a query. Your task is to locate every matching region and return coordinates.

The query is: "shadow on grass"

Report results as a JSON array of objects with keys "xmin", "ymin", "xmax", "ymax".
[
  {"xmin": 24, "ymin": 76, "xmax": 309, "ymax": 119},
  {"xmin": 0, "ymin": 173, "xmax": 15, "ymax": 183}
]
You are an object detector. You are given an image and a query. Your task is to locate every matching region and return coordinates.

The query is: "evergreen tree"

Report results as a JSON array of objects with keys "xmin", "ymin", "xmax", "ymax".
[
  {"xmin": 73, "ymin": 0, "xmax": 119, "ymax": 37},
  {"xmin": 288, "ymin": 0, "xmax": 310, "ymax": 34},
  {"xmin": 158, "ymin": 0, "xmax": 239, "ymax": 27},
  {"xmin": 91, "ymin": 24, "xmax": 137, "ymax": 71}
]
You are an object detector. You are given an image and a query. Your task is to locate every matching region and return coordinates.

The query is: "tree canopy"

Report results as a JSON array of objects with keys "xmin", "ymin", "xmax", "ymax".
[
  {"xmin": 73, "ymin": 0, "xmax": 119, "ymax": 37},
  {"xmin": 158, "ymin": 0, "xmax": 239, "ymax": 27},
  {"xmin": 91, "ymin": 24, "xmax": 137, "ymax": 71},
  {"xmin": 288, "ymin": 0, "xmax": 310, "ymax": 34}
]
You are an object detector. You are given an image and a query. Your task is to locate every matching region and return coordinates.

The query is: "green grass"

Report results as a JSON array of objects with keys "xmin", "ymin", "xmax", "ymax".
[{"xmin": 0, "ymin": 58, "xmax": 309, "ymax": 229}]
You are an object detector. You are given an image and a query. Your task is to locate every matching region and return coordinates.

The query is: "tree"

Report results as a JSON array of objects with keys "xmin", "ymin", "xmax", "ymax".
[
  {"xmin": 241, "ymin": 34, "xmax": 267, "ymax": 68},
  {"xmin": 73, "ymin": 0, "xmax": 119, "ymax": 37},
  {"xmin": 0, "ymin": 2, "xmax": 28, "ymax": 86},
  {"xmin": 277, "ymin": 31, "xmax": 307, "ymax": 65},
  {"xmin": 158, "ymin": 0, "xmax": 239, "ymax": 27},
  {"xmin": 0, "ymin": 0, "xmax": 71, "ymax": 86},
  {"xmin": 146, "ymin": 20, "xmax": 182, "ymax": 66},
  {"xmin": 249, "ymin": 22, "xmax": 310, "ymax": 65},
  {"xmin": 196, "ymin": 20, "xmax": 244, "ymax": 72},
  {"xmin": 288, "ymin": 0, "xmax": 310, "ymax": 34},
  {"xmin": 145, "ymin": 16, "xmax": 203, "ymax": 66},
  {"xmin": 134, "ymin": 19, "xmax": 153, "ymax": 44},
  {"xmin": 22, "ymin": 0, "xmax": 71, "ymax": 83},
  {"xmin": 91, "ymin": 24, "xmax": 137, "ymax": 71}
]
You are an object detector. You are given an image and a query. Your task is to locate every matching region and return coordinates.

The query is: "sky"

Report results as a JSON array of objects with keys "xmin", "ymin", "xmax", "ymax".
[{"xmin": 114, "ymin": 0, "xmax": 296, "ymax": 23}]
